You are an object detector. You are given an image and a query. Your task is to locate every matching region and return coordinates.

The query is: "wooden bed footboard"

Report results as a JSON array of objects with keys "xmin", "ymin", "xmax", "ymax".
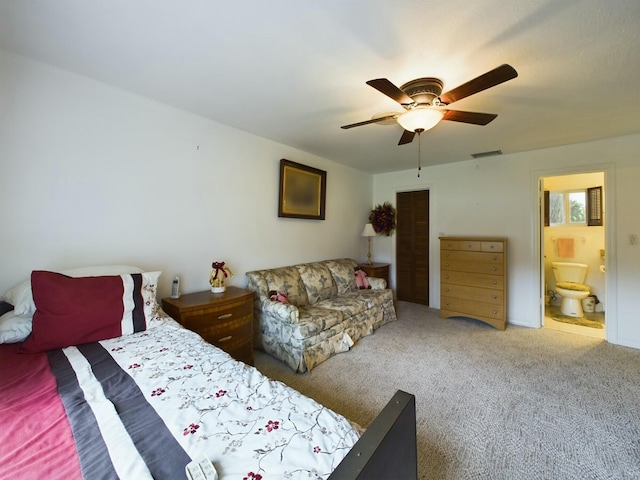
[{"xmin": 329, "ymin": 390, "xmax": 417, "ymax": 480}]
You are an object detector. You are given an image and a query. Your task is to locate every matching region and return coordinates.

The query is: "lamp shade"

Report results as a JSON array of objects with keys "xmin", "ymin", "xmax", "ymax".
[
  {"xmin": 397, "ymin": 108, "xmax": 444, "ymax": 132},
  {"xmin": 361, "ymin": 223, "xmax": 376, "ymax": 237}
]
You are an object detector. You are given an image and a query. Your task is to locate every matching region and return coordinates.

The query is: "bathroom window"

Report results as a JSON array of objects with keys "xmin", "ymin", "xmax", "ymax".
[
  {"xmin": 544, "ymin": 186, "xmax": 602, "ymax": 227},
  {"xmin": 547, "ymin": 190, "xmax": 586, "ymax": 226}
]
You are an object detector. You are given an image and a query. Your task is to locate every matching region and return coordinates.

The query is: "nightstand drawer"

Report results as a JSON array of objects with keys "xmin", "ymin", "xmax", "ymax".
[
  {"xmin": 186, "ymin": 310, "xmax": 251, "ymax": 347},
  {"xmin": 180, "ymin": 301, "xmax": 251, "ymax": 331}
]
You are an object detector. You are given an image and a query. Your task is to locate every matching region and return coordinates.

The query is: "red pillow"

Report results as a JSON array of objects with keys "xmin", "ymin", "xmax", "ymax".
[{"xmin": 21, "ymin": 270, "xmax": 157, "ymax": 353}]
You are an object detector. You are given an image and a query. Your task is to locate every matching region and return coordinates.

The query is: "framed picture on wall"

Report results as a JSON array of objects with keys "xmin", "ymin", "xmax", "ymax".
[{"xmin": 278, "ymin": 159, "xmax": 326, "ymax": 220}]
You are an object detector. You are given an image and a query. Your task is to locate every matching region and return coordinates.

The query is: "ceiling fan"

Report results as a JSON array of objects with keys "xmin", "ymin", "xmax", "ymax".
[{"xmin": 341, "ymin": 64, "xmax": 518, "ymax": 145}]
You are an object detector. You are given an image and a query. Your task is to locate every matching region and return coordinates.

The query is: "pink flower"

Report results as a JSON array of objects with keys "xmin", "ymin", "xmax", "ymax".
[
  {"xmin": 183, "ymin": 423, "xmax": 199, "ymax": 435},
  {"xmin": 265, "ymin": 420, "xmax": 279, "ymax": 432},
  {"xmin": 314, "ymin": 446, "xmax": 321, "ymax": 453},
  {"xmin": 243, "ymin": 472, "xmax": 262, "ymax": 480},
  {"xmin": 151, "ymin": 388, "xmax": 165, "ymax": 397},
  {"xmin": 128, "ymin": 363, "xmax": 140, "ymax": 369},
  {"xmin": 215, "ymin": 389, "xmax": 227, "ymax": 398},
  {"xmin": 183, "ymin": 364, "xmax": 194, "ymax": 370}
]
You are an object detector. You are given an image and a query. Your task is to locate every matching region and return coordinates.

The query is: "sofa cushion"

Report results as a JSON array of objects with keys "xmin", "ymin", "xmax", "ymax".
[
  {"xmin": 296, "ymin": 305, "xmax": 343, "ymax": 339},
  {"xmin": 296, "ymin": 262, "xmax": 337, "ymax": 305},
  {"xmin": 263, "ymin": 266, "xmax": 309, "ymax": 306},
  {"xmin": 324, "ymin": 258, "xmax": 358, "ymax": 295}
]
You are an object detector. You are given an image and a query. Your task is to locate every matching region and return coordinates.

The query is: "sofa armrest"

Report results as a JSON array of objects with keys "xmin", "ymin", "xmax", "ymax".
[
  {"xmin": 368, "ymin": 277, "xmax": 387, "ymax": 290},
  {"xmin": 261, "ymin": 299, "xmax": 300, "ymax": 324}
]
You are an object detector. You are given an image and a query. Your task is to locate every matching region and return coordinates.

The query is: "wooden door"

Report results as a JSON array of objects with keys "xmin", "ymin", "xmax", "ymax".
[{"xmin": 396, "ymin": 190, "xmax": 429, "ymax": 305}]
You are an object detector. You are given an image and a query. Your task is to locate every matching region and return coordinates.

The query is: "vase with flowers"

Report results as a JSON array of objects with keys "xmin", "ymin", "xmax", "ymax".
[{"xmin": 210, "ymin": 261, "xmax": 233, "ymax": 293}]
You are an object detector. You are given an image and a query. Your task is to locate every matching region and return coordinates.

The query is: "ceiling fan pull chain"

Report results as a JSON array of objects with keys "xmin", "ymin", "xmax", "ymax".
[{"xmin": 416, "ymin": 129, "xmax": 424, "ymax": 177}]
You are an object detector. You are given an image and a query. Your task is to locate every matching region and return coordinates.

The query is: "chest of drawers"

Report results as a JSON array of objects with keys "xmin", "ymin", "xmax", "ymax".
[
  {"xmin": 162, "ymin": 287, "xmax": 254, "ymax": 364},
  {"xmin": 439, "ymin": 237, "xmax": 507, "ymax": 330}
]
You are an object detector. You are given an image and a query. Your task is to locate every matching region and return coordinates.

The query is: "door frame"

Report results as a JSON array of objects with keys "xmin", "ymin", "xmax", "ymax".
[
  {"xmin": 533, "ymin": 163, "xmax": 616, "ymax": 342},
  {"xmin": 393, "ymin": 181, "xmax": 436, "ymax": 302}
]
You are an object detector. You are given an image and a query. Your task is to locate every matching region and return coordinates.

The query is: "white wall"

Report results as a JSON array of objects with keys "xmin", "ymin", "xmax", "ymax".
[
  {"xmin": 373, "ymin": 135, "xmax": 640, "ymax": 349},
  {"xmin": 0, "ymin": 52, "xmax": 373, "ymax": 298}
]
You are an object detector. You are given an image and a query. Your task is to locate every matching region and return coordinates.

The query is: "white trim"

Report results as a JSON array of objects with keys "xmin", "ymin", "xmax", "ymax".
[{"xmin": 531, "ymin": 163, "xmax": 616, "ymax": 344}]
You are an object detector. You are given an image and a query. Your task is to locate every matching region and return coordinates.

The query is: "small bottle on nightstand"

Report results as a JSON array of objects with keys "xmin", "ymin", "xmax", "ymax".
[{"xmin": 171, "ymin": 276, "xmax": 181, "ymax": 298}]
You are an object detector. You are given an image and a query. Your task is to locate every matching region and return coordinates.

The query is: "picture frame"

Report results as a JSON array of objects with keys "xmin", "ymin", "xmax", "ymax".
[{"xmin": 278, "ymin": 159, "xmax": 326, "ymax": 220}]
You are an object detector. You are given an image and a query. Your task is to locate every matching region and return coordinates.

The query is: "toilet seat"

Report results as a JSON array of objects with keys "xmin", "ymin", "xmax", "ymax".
[{"xmin": 556, "ymin": 281, "xmax": 589, "ymax": 292}]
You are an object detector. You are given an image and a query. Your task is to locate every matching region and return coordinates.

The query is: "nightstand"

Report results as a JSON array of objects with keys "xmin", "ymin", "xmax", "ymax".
[
  {"xmin": 357, "ymin": 262, "xmax": 390, "ymax": 288},
  {"xmin": 161, "ymin": 287, "xmax": 254, "ymax": 365}
]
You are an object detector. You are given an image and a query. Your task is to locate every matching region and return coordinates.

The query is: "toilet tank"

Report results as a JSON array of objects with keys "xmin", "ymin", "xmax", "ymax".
[{"xmin": 552, "ymin": 262, "xmax": 588, "ymax": 283}]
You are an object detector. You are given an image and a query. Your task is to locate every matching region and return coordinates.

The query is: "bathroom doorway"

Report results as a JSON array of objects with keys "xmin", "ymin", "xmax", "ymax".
[{"xmin": 540, "ymin": 172, "xmax": 606, "ymax": 339}]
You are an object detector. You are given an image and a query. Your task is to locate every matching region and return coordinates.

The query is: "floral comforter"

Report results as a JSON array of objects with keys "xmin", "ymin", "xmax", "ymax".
[{"xmin": 0, "ymin": 319, "xmax": 360, "ymax": 480}]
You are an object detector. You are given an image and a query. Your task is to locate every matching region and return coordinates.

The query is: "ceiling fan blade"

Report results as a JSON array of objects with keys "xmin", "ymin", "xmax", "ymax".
[
  {"xmin": 398, "ymin": 129, "xmax": 416, "ymax": 145},
  {"xmin": 366, "ymin": 78, "xmax": 415, "ymax": 106},
  {"xmin": 439, "ymin": 64, "xmax": 518, "ymax": 105},
  {"xmin": 341, "ymin": 114, "xmax": 397, "ymax": 129},
  {"xmin": 442, "ymin": 110, "xmax": 498, "ymax": 125}
]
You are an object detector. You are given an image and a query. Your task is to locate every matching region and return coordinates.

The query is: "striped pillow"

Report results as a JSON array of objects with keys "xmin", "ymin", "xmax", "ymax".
[{"xmin": 21, "ymin": 270, "xmax": 161, "ymax": 353}]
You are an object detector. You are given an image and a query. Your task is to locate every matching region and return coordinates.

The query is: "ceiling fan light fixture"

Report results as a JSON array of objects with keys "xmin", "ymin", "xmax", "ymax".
[{"xmin": 397, "ymin": 108, "xmax": 444, "ymax": 133}]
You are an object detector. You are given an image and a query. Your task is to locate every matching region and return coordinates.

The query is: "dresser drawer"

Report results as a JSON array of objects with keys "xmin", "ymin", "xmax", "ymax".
[
  {"xmin": 441, "ymin": 239, "xmax": 460, "ymax": 250},
  {"xmin": 440, "ymin": 296, "xmax": 504, "ymax": 320},
  {"xmin": 441, "ymin": 250, "xmax": 503, "ymax": 264},
  {"xmin": 441, "ymin": 283, "xmax": 504, "ymax": 305},
  {"xmin": 459, "ymin": 240, "xmax": 481, "ymax": 251},
  {"xmin": 481, "ymin": 241, "xmax": 504, "ymax": 253},
  {"xmin": 441, "ymin": 260, "xmax": 504, "ymax": 275},
  {"xmin": 441, "ymin": 271, "xmax": 504, "ymax": 290}
]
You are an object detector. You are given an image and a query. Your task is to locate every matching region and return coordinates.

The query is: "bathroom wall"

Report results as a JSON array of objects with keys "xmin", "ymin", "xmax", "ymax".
[{"xmin": 543, "ymin": 172, "xmax": 605, "ymax": 308}]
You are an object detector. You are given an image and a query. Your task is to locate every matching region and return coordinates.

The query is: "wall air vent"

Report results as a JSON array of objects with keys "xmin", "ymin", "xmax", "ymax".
[{"xmin": 471, "ymin": 149, "xmax": 502, "ymax": 158}]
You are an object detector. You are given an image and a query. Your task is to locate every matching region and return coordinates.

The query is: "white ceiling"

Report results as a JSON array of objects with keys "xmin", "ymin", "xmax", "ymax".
[{"xmin": 2, "ymin": 0, "xmax": 640, "ymax": 173}]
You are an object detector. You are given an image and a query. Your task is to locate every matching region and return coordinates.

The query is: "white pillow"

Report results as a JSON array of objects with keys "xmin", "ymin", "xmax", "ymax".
[
  {"xmin": 0, "ymin": 310, "xmax": 33, "ymax": 343},
  {"xmin": 3, "ymin": 265, "xmax": 144, "ymax": 317}
]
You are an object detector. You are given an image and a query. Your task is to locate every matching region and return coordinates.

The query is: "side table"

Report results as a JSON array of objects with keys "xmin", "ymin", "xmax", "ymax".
[
  {"xmin": 357, "ymin": 262, "xmax": 390, "ymax": 288},
  {"xmin": 161, "ymin": 287, "xmax": 254, "ymax": 365}
]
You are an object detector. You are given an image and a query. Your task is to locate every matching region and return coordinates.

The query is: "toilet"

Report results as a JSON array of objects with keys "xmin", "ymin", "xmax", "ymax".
[{"xmin": 551, "ymin": 262, "xmax": 590, "ymax": 317}]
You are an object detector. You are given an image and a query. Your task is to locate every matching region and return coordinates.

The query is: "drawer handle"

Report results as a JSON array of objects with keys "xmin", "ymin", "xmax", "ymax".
[
  {"xmin": 218, "ymin": 335, "xmax": 233, "ymax": 343},
  {"xmin": 493, "ymin": 295, "xmax": 498, "ymax": 300},
  {"xmin": 445, "ymin": 302, "xmax": 450, "ymax": 306},
  {"xmin": 493, "ymin": 256, "xmax": 497, "ymax": 260},
  {"xmin": 492, "ymin": 267, "xmax": 497, "ymax": 271},
  {"xmin": 445, "ymin": 263, "xmax": 450, "ymax": 267},
  {"xmin": 493, "ymin": 280, "xmax": 497, "ymax": 284},
  {"xmin": 445, "ymin": 253, "xmax": 450, "ymax": 257},
  {"xmin": 218, "ymin": 313, "xmax": 233, "ymax": 320},
  {"xmin": 445, "ymin": 288, "xmax": 449, "ymax": 292},
  {"xmin": 445, "ymin": 275, "xmax": 450, "ymax": 279},
  {"xmin": 489, "ymin": 245, "xmax": 495, "ymax": 249},
  {"xmin": 492, "ymin": 310, "xmax": 498, "ymax": 315}
]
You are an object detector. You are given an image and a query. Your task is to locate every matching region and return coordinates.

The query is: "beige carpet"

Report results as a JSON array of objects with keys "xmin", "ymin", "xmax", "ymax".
[{"xmin": 254, "ymin": 301, "xmax": 640, "ymax": 480}]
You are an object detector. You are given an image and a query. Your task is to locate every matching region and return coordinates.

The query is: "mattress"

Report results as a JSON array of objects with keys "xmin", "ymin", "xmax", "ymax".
[{"xmin": 0, "ymin": 318, "xmax": 360, "ymax": 479}]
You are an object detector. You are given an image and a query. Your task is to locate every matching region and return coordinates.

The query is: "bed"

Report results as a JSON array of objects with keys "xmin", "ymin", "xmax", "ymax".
[{"xmin": 0, "ymin": 267, "xmax": 417, "ymax": 480}]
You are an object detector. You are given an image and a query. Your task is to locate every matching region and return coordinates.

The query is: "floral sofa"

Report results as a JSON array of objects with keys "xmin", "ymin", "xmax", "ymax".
[{"xmin": 246, "ymin": 258, "xmax": 397, "ymax": 373}]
